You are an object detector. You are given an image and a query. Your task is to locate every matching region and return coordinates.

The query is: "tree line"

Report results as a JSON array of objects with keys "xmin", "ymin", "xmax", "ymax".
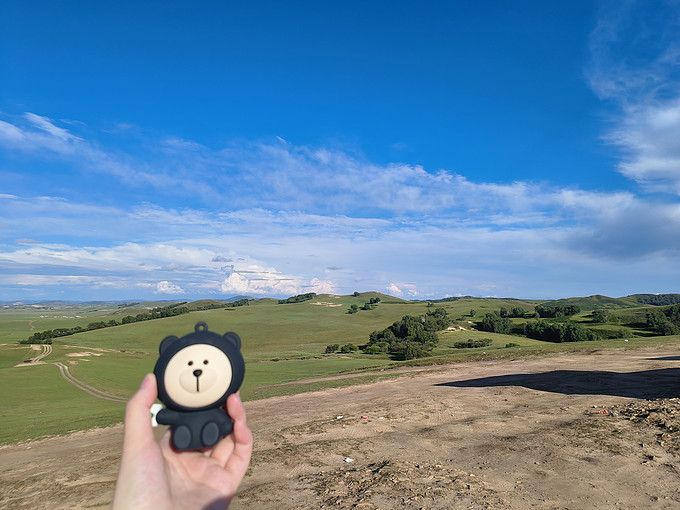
[
  {"xmin": 278, "ymin": 293, "xmax": 316, "ymax": 304},
  {"xmin": 20, "ymin": 303, "xmax": 190, "ymax": 344},
  {"xmin": 534, "ymin": 304, "xmax": 581, "ymax": 318},
  {"xmin": 636, "ymin": 294, "xmax": 680, "ymax": 306}
]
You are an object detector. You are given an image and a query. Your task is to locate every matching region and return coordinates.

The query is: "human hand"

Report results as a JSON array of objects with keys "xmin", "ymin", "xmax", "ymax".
[{"xmin": 113, "ymin": 373, "xmax": 253, "ymax": 510}]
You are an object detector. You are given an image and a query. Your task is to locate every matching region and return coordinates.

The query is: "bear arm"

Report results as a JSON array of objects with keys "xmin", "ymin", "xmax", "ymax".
[
  {"xmin": 214, "ymin": 408, "xmax": 234, "ymax": 436},
  {"xmin": 156, "ymin": 408, "xmax": 181, "ymax": 425}
]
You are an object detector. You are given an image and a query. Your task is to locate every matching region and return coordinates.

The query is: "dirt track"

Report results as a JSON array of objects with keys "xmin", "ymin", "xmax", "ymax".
[{"xmin": 1, "ymin": 346, "xmax": 679, "ymax": 509}]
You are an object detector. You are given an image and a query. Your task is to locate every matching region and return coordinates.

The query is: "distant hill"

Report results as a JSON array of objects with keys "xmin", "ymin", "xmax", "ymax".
[
  {"xmin": 543, "ymin": 295, "xmax": 640, "ymax": 311},
  {"xmin": 546, "ymin": 294, "xmax": 680, "ymax": 311},
  {"xmin": 630, "ymin": 294, "xmax": 680, "ymax": 306},
  {"xmin": 0, "ymin": 300, "xmax": 184, "ymax": 311},
  {"xmin": 2, "ymin": 292, "xmax": 677, "ymax": 313}
]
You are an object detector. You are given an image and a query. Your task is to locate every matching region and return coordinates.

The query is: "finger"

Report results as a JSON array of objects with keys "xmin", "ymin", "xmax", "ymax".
[
  {"xmin": 122, "ymin": 373, "xmax": 158, "ymax": 452},
  {"xmin": 214, "ymin": 393, "xmax": 253, "ymax": 473}
]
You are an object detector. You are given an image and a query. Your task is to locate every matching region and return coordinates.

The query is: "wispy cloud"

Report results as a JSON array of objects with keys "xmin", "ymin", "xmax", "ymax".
[
  {"xmin": 0, "ymin": 113, "xmax": 214, "ymax": 198},
  {"xmin": 0, "ymin": 112, "xmax": 612, "ymax": 219},
  {"xmin": 588, "ymin": 0, "xmax": 680, "ymax": 192}
]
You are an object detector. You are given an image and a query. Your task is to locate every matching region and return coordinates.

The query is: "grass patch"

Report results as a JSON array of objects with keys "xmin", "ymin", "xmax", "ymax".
[
  {"xmin": 0, "ymin": 364, "xmax": 124, "ymax": 445},
  {"xmin": 0, "ymin": 344, "xmax": 37, "ymax": 368}
]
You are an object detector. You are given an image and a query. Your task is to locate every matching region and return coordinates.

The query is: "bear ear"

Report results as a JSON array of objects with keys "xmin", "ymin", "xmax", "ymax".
[
  {"xmin": 224, "ymin": 332, "xmax": 241, "ymax": 350},
  {"xmin": 159, "ymin": 335, "xmax": 179, "ymax": 355}
]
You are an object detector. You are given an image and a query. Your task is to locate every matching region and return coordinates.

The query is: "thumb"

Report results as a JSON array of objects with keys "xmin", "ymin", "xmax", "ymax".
[{"xmin": 123, "ymin": 373, "xmax": 158, "ymax": 451}]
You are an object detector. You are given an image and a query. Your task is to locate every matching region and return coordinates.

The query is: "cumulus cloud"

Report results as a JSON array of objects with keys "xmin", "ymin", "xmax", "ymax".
[
  {"xmin": 386, "ymin": 283, "xmax": 403, "ymax": 296},
  {"xmin": 155, "ymin": 280, "xmax": 184, "ymax": 294},
  {"xmin": 218, "ymin": 266, "xmax": 336, "ymax": 296},
  {"xmin": 386, "ymin": 283, "xmax": 420, "ymax": 298}
]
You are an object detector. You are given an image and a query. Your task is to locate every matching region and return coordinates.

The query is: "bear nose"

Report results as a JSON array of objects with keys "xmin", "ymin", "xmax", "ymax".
[{"xmin": 193, "ymin": 369, "xmax": 202, "ymax": 377}]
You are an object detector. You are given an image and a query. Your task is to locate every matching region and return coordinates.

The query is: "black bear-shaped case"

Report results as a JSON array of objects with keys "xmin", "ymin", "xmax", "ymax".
[{"xmin": 153, "ymin": 322, "xmax": 245, "ymax": 451}]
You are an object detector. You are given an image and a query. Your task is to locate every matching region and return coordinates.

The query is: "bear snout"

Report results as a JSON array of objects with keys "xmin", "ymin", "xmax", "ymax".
[{"xmin": 179, "ymin": 367, "xmax": 217, "ymax": 393}]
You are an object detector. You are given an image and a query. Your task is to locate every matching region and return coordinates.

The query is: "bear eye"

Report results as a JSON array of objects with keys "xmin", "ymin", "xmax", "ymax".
[
  {"xmin": 203, "ymin": 359, "xmax": 209, "ymax": 365},
  {"xmin": 188, "ymin": 361, "xmax": 194, "ymax": 366}
]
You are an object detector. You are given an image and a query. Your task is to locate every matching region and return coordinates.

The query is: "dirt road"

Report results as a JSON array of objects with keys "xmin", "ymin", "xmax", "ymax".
[{"xmin": 1, "ymin": 347, "xmax": 679, "ymax": 509}]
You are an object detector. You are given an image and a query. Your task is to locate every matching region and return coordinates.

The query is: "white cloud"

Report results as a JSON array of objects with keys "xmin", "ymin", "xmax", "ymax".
[
  {"xmin": 155, "ymin": 280, "xmax": 184, "ymax": 294},
  {"xmin": 588, "ymin": 1, "xmax": 680, "ymax": 194},
  {"xmin": 24, "ymin": 113, "xmax": 83, "ymax": 143},
  {"xmin": 218, "ymin": 266, "xmax": 336, "ymax": 296},
  {"xmin": 384, "ymin": 283, "xmax": 420, "ymax": 298},
  {"xmin": 386, "ymin": 283, "xmax": 403, "ymax": 296},
  {"xmin": 608, "ymin": 100, "xmax": 680, "ymax": 191},
  {"xmin": 0, "ymin": 112, "xmax": 593, "ymax": 217}
]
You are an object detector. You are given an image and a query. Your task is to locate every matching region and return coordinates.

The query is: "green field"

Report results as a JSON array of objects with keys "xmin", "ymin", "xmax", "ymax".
[{"xmin": 1, "ymin": 293, "xmax": 678, "ymax": 445}]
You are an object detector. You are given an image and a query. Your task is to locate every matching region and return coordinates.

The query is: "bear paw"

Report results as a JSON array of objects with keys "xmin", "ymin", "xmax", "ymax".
[
  {"xmin": 201, "ymin": 422, "xmax": 220, "ymax": 447},
  {"xmin": 173, "ymin": 425, "xmax": 192, "ymax": 450}
]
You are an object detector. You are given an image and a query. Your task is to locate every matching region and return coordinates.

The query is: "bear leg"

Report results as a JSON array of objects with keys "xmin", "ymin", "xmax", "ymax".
[
  {"xmin": 201, "ymin": 422, "xmax": 220, "ymax": 447},
  {"xmin": 172, "ymin": 425, "xmax": 192, "ymax": 450}
]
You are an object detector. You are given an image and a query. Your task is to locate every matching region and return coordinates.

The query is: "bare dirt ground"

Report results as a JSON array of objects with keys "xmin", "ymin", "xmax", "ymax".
[{"xmin": 1, "ymin": 346, "xmax": 679, "ymax": 509}]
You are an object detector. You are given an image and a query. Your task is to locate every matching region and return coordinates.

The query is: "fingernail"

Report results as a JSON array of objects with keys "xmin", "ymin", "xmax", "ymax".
[{"xmin": 140, "ymin": 373, "xmax": 153, "ymax": 390}]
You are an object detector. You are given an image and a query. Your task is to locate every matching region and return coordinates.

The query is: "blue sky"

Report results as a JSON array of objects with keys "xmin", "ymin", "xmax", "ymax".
[{"xmin": 1, "ymin": 0, "xmax": 680, "ymax": 302}]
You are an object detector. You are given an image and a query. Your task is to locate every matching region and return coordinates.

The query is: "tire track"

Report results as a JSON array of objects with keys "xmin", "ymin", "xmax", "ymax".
[
  {"xmin": 54, "ymin": 362, "xmax": 128, "ymax": 402},
  {"xmin": 31, "ymin": 344, "xmax": 52, "ymax": 362}
]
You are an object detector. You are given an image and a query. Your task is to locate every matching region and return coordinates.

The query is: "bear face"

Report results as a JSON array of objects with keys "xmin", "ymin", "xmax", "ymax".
[
  {"xmin": 163, "ymin": 343, "xmax": 234, "ymax": 409},
  {"xmin": 154, "ymin": 322, "xmax": 245, "ymax": 412}
]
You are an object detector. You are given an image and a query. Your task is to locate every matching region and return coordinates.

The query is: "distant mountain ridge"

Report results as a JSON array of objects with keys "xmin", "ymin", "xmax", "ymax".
[
  {"xmin": 545, "ymin": 294, "xmax": 680, "ymax": 311},
  {"xmin": 1, "ymin": 292, "xmax": 678, "ymax": 311},
  {"xmin": 424, "ymin": 293, "xmax": 680, "ymax": 311}
]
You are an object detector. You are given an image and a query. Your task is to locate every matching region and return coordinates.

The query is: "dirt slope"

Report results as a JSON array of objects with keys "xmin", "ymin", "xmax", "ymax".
[{"xmin": 1, "ymin": 347, "xmax": 679, "ymax": 509}]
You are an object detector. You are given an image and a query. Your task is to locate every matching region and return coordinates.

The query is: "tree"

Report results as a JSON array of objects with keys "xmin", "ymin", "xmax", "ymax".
[
  {"xmin": 524, "ymin": 320, "xmax": 596, "ymax": 343},
  {"xmin": 363, "ymin": 309, "xmax": 450, "ymax": 359},
  {"xmin": 402, "ymin": 342, "xmax": 429, "ymax": 360},
  {"xmin": 479, "ymin": 312, "xmax": 510, "ymax": 334},
  {"xmin": 347, "ymin": 304, "xmax": 359, "ymax": 314},
  {"xmin": 591, "ymin": 310, "xmax": 609, "ymax": 323},
  {"xmin": 646, "ymin": 310, "xmax": 679, "ymax": 335}
]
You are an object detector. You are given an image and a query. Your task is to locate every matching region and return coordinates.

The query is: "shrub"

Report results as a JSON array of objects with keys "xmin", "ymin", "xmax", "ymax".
[
  {"xmin": 325, "ymin": 344, "xmax": 340, "ymax": 353},
  {"xmin": 364, "ymin": 344, "xmax": 383, "ymax": 354},
  {"xmin": 453, "ymin": 338, "xmax": 493, "ymax": 349},
  {"xmin": 591, "ymin": 309, "xmax": 610, "ymax": 323},
  {"xmin": 524, "ymin": 320, "xmax": 596, "ymax": 343}
]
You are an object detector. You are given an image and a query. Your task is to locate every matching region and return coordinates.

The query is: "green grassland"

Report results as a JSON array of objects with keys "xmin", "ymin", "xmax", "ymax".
[{"xmin": 1, "ymin": 292, "xmax": 678, "ymax": 445}]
